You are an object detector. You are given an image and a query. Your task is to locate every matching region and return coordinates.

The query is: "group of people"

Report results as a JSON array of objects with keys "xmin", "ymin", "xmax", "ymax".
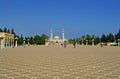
[
  {"xmin": 60, "ymin": 41, "xmax": 77, "ymax": 48},
  {"xmin": 73, "ymin": 42, "xmax": 76, "ymax": 48},
  {"xmin": 61, "ymin": 41, "xmax": 66, "ymax": 48}
]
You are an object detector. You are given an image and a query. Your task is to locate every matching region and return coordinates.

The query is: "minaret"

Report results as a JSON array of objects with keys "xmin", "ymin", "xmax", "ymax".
[
  {"xmin": 62, "ymin": 29, "xmax": 64, "ymax": 42},
  {"xmin": 50, "ymin": 29, "xmax": 53, "ymax": 41}
]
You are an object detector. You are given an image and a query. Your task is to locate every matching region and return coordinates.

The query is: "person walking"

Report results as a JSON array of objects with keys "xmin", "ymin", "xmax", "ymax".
[
  {"xmin": 64, "ymin": 41, "xmax": 66, "ymax": 48},
  {"xmin": 73, "ymin": 42, "xmax": 76, "ymax": 48}
]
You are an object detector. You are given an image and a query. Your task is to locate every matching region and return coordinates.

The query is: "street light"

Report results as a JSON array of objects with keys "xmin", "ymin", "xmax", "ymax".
[
  {"xmin": 118, "ymin": 39, "xmax": 120, "ymax": 46},
  {"xmin": 27, "ymin": 38, "xmax": 30, "ymax": 46},
  {"xmin": 86, "ymin": 40, "xmax": 88, "ymax": 46},
  {"xmin": 23, "ymin": 38, "xmax": 26, "ymax": 48},
  {"xmin": 82, "ymin": 38, "xmax": 84, "ymax": 45},
  {"xmin": 23, "ymin": 38, "xmax": 26, "ymax": 44},
  {"xmin": 92, "ymin": 39, "xmax": 94, "ymax": 46}
]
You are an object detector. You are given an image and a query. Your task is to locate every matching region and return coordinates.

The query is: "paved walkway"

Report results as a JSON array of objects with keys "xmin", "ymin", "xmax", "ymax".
[{"xmin": 0, "ymin": 45, "xmax": 120, "ymax": 79}]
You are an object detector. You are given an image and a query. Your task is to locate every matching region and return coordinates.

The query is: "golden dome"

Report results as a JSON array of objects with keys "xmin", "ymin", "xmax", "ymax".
[{"xmin": 54, "ymin": 36, "xmax": 59, "ymax": 40}]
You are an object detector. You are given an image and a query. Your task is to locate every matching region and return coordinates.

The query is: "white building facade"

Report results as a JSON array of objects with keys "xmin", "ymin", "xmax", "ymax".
[
  {"xmin": 0, "ymin": 32, "xmax": 14, "ymax": 49},
  {"xmin": 45, "ymin": 29, "xmax": 67, "ymax": 45}
]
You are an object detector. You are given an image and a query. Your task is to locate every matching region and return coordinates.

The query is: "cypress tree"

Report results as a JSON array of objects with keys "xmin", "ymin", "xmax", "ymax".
[{"xmin": 0, "ymin": 28, "xmax": 3, "ymax": 32}]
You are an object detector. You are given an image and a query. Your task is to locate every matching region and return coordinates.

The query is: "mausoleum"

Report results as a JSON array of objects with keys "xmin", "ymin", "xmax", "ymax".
[{"xmin": 45, "ymin": 29, "xmax": 67, "ymax": 45}]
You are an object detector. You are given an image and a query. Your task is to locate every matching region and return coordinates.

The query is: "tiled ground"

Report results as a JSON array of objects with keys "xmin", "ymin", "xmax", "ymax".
[{"xmin": 0, "ymin": 45, "xmax": 120, "ymax": 79}]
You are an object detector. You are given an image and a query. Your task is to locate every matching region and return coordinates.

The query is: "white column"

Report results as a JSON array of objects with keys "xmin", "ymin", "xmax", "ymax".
[
  {"xmin": 0, "ymin": 39, "xmax": 4, "ymax": 49},
  {"xmin": 118, "ymin": 39, "xmax": 120, "ymax": 46},
  {"xmin": 50, "ymin": 29, "xmax": 53, "ymax": 41},
  {"xmin": 28, "ymin": 39, "xmax": 30, "ymax": 46},
  {"xmin": 82, "ymin": 38, "xmax": 84, "ymax": 45},
  {"xmin": 15, "ymin": 37, "xmax": 18, "ymax": 47},
  {"xmin": 15, "ymin": 40, "xmax": 17, "ymax": 47},
  {"xmin": 23, "ymin": 38, "xmax": 26, "ymax": 44},
  {"xmin": 86, "ymin": 40, "xmax": 88, "ymax": 46},
  {"xmin": 62, "ymin": 29, "xmax": 64, "ymax": 42},
  {"xmin": 92, "ymin": 39, "xmax": 94, "ymax": 46},
  {"xmin": 23, "ymin": 38, "xmax": 26, "ymax": 48},
  {"xmin": 8, "ymin": 39, "xmax": 10, "ymax": 48}
]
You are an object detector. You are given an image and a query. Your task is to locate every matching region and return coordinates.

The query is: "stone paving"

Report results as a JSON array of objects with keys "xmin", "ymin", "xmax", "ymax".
[{"xmin": 0, "ymin": 45, "xmax": 120, "ymax": 79}]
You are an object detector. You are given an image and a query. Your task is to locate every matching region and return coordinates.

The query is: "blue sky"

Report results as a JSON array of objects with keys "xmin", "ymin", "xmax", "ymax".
[{"xmin": 0, "ymin": 0, "xmax": 120, "ymax": 38}]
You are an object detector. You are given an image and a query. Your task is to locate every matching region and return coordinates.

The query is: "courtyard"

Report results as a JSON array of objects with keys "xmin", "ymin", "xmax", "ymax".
[{"xmin": 0, "ymin": 45, "xmax": 120, "ymax": 79}]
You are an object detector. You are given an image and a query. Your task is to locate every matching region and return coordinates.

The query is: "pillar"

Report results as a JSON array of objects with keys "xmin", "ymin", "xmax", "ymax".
[
  {"xmin": 118, "ymin": 39, "xmax": 120, "ymax": 46},
  {"xmin": 92, "ymin": 39, "xmax": 94, "ymax": 46},
  {"xmin": 23, "ymin": 38, "xmax": 26, "ymax": 48},
  {"xmin": 6, "ymin": 40, "xmax": 8, "ymax": 48},
  {"xmin": 15, "ymin": 37, "xmax": 18, "ymax": 47},
  {"xmin": 50, "ymin": 29, "xmax": 53, "ymax": 41},
  {"xmin": 23, "ymin": 38, "xmax": 26, "ymax": 45},
  {"xmin": 62, "ymin": 29, "xmax": 64, "ymax": 42},
  {"xmin": 23, "ymin": 38, "xmax": 25, "ymax": 44},
  {"xmin": 0, "ymin": 37, "xmax": 4, "ymax": 49},
  {"xmin": 28, "ymin": 39, "xmax": 30, "ymax": 46},
  {"xmin": 86, "ymin": 40, "xmax": 88, "ymax": 46},
  {"xmin": 82, "ymin": 38, "xmax": 84, "ymax": 45},
  {"xmin": 15, "ymin": 40, "xmax": 17, "ymax": 47},
  {"xmin": 8, "ymin": 39, "xmax": 10, "ymax": 48},
  {"xmin": 10, "ymin": 39, "xmax": 13, "ymax": 48},
  {"xmin": 1, "ymin": 39, "xmax": 4, "ymax": 49}
]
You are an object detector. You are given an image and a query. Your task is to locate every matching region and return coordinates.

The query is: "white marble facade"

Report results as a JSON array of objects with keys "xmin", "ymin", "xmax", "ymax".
[
  {"xmin": 0, "ymin": 32, "xmax": 14, "ymax": 49},
  {"xmin": 45, "ymin": 29, "xmax": 67, "ymax": 45}
]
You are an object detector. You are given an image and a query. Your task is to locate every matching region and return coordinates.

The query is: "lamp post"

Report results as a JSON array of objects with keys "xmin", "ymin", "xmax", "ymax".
[
  {"xmin": 23, "ymin": 38, "xmax": 26, "ymax": 48},
  {"xmin": 114, "ymin": 36, "xmax": 116, "ymax": 43},
  {"xmin": 27, "ymin": 39, "xmax": 30, "ymax": 46},
  {"xmin": 92, "ymin": 39, "xmax": 94, "ymax": 46},
  {"xmin": 118, "ymin": 39, "xmax": 120, "ymax": 46},
  {"xmin": 23, "ymin": 38, "xmax": 26, "ymax": 44},
  {"xmin": 82, "ymin": 38, "xmax": 83, "ymax": 45},
  {"xmin": 86, "ymin": 40, "xmax": 88, "ymax": 46},
  {"xmin": 15, "ymin": 37, "xmax": 18, "ymax": 47}
]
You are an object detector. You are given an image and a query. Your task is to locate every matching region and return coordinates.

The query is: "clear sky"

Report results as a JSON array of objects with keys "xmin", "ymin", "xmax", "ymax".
[{"xmin": 0, "ymin": 0, "xmax": 120, "ymax": 38}]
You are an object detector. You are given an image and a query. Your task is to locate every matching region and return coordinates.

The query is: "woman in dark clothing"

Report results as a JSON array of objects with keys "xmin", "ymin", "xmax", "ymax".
[{"xmin": 73, "ymin": 42, "xmax": 76, "ymax": 48}]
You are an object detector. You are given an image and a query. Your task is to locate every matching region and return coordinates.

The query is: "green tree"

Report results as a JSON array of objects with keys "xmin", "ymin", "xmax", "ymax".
[
  {"xmin": 40, "ymin": 34, "xmax": 48, "ymax": 45},
  {"xmin": 94, "ymin": 36, "xmax": 100, "ymax": 45},
  {"xmin": 81, "ymin": 35, "xmax": 85, "ymax": 45},
  {"xmin": 11, "ymin": 28, "xmax": 16, "ymax": 37},
  {"xmin": 114, "ymin": 29, "xmax": 120, "ymax": 42},
  {"xmin": 34, "ymin": 35, "xmax": 41, "ymax": 45},
  {"xmin": 117, "ymin": 29, "xmax": 120, "ymax": 39},
  {"xmin": 107, "ymin": 33, "xmax": 114, "ymax": 42},
  {"xmin": 29, "ymin": 36, "xmax": 34, "ymax": 44},
  {"xmin": 0, "ymin": 28, "xmax": 3, "ymax": 32},
  {"xmin": 11, "ymin": 28, "xmax": 15, "ymax": 34},
  {"xmin": 7, "ymin": 28, "xmax": 10, "ymax": 33},
  {"xmin": 101, "ymin": 34, "xmax": 107, "ymax": 42},
  {"xmin": 18, "ymin": 34, "xmax": 23, "ymax": 45},
  {"xmin": 68, "ymin": 39, "xmax": 74, "ymax": 44},
  {"xmin": 85, "ymin": 34, "xmax": 93, "ymax": 45},
  {"xmin": 3, "ymin": 27, "xmax": 7, "ymax": 32}
]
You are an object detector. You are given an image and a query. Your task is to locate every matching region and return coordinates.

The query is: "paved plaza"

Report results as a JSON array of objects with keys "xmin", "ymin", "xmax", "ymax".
[{"xmin": 0, "ymin": 45, "xmax": 120, "ymax": 79}]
